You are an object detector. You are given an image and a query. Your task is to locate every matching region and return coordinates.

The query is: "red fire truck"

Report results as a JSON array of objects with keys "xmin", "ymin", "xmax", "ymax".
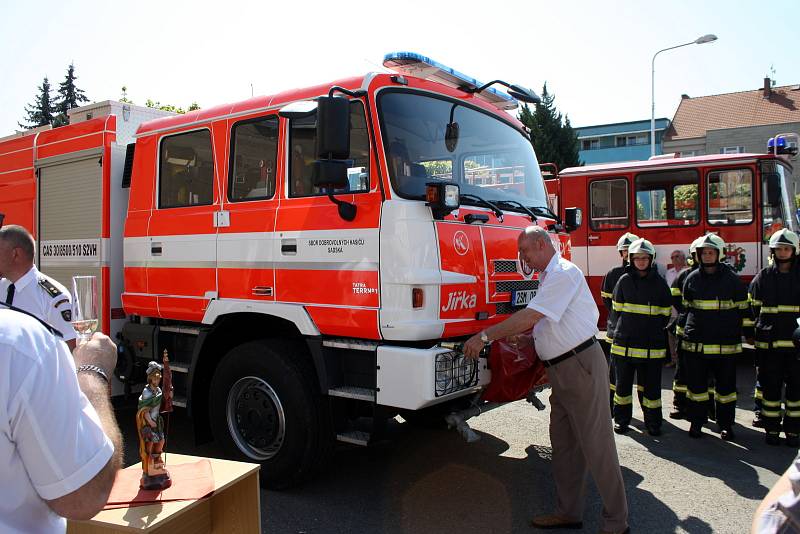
[
  {"xmin": 0, "ymin": 52, "xmax": 579, "ymax": 486},
  {"xmin": 545, "ymin": 141, "xmax": 799, "ymax": 324}
]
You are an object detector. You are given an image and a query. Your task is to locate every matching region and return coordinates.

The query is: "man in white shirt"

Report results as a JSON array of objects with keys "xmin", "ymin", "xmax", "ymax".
[
  {"xmin": 0, "ymin": 308, "xmax": 122, "ymax": 533},
  {"xmin": 0, "ymin": 224, "xmax": 77, "ymax": 350},
  {"xmin": 464, "ymin": 225, "xmax": 629, "ymax": 534}
]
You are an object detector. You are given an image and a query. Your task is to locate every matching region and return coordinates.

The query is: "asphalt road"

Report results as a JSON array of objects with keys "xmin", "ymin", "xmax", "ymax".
[{"xmin": 118, "ymin": 363, "xmax": 796, "ymax": 534}]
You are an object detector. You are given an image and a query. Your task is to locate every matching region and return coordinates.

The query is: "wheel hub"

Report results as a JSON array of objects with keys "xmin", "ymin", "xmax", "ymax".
[{"xmin": 227, "ymin": 376, "xmax": 285, "ymax": 460}]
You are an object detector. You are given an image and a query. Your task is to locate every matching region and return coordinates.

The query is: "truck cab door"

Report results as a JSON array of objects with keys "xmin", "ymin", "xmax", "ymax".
[
  {"xmin": 216, "ymin": 115, "xmax": 280, "ymax": 304},
  {"xmin": 146, "ymin": 128, "xmax": 218, "ymax": 322},
  {"xmin": 273, "ymin": 101, "xmax": 383, "ymax": 339}
]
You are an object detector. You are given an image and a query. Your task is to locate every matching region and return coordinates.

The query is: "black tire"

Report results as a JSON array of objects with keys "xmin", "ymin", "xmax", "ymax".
[{"xmin": 209, "ymin": 339, "xmax": 332, "ymax": 488}]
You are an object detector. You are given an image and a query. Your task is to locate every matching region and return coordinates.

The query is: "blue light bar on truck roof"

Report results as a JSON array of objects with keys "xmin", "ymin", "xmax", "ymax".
[{"xmin": 383, "ymin": 51, "xmax": 520, "ymax": 111}]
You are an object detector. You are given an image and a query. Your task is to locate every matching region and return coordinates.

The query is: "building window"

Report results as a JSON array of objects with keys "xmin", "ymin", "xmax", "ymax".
[
  {"xmin": 289, "ymin": 101, "xmax": 370, "ymax": 197},
  {"xmin": 720, "ymin": 146, "xmax": 745, "ymax": 154},
  {"xmin": 616, "ymin": 134, "xmax": 648, "ymax": 147},
  {"xmin": 229, "ymin": 115, "xmax": 279, "ymax": 201},
  {"xmin": 707, "ymin": 168, "xmax": 753, "ymax": 225},
  {"xmin": 635, "ymin": 169, "xmax": 699, "ymax": 227},
  {"xmin": 589, "ymin": 178, "xmax": 629, "ymax": 230},
  {"xmin": 582, "ymin": 139, "xmax": 599, "ymax": 150},
  {"xmin": 159, "ymin": 129, "xmax": 214, "ymax": 208},
  {"xmin": 680, "ymin": 150, "xmax": 697, "ymax": 157}
]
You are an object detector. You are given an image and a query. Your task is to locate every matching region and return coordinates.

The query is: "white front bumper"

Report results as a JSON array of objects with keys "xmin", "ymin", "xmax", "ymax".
[{"xmin": 376, "ymin": 345, "xmax": 491, "ymax": 410}]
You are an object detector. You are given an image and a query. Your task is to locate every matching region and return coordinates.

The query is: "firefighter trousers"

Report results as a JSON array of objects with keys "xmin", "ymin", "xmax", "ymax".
[
  {"xmin": 685, "ymin": 355, "xmax": 736, "ymax": 429},
  {"xmin": 672, "ymin": 346, "xmax": 688, "ymax": 413},
  {"xmin": 613, "ymin": 355, "xmax": 663, "ymax": 429},
  {"xmin": 758, "ymin": 350, "xmax": 800, "ymax": 435}
]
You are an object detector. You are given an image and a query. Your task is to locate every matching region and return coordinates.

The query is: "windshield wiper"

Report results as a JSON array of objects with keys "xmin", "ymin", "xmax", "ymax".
[
  {"xmin": 460, "ymin": 193, "xmax": 504, "ymax": 221},
  {"xmin": 495, "ymin": 200, "xmax": 537, "ymax": 222},
  {"xmin": 530, "ymin": 205, "xmax": 561, "ymax": 222}
]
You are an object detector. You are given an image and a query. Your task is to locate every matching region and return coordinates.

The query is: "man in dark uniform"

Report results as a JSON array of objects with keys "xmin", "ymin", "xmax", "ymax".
[
  {"xmin": 601, "ymin": 232, "xmax": 639, "ymax": 409},
  {"xmin": 750, "ymin": 229, "xmax": 800, "ymax": 446},
  {"xmin": 668, "ymin": 236, "xmax": 702, "ymax": 420},
  {"xmin": 0, "ymin": 225, "xmax": 77, "ymax": 350},
  {"xmin": 682, "ymin": 234, "xmax": 752, "ymax": 441},
  {"xmin": 610, "ymin": 238, "xmax": 672, "ymax": 436}
]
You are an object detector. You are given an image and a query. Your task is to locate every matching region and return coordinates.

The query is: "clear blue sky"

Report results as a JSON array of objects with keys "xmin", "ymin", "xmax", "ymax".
[{"xmin": 1, "ymin": 0, "xmax": 796, "ymax": 134}]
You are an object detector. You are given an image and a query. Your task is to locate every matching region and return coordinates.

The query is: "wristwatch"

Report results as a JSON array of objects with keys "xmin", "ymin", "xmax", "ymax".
[{"xmin": 480, "ymin": 331, "xmax": 490, "ymax": 344}]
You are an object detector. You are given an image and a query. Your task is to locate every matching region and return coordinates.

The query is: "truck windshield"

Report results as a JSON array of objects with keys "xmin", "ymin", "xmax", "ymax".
[
  {"xmin": 378, "ymin": 91, "xmax": 548, "ymax": 210},
  {"xmin": 760, "ymin": 160, "xmax": 798, "ymax": 240}
]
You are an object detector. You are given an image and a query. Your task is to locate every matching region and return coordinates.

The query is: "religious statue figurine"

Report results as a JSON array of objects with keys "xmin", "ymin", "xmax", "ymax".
[{"xmin": 137, "ymin": 356, "xmax": 173, "ymax": 490}]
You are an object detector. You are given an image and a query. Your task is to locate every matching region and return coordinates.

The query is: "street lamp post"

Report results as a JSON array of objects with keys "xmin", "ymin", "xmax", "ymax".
[{"xmin": 651, "ymin": 34, "xmax": 718, "ymax": 157}]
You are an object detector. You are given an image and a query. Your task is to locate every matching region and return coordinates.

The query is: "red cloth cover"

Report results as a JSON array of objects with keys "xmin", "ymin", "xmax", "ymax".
[{"xmin": 481, "ymin": 335, "xmax": 548, "ymax": 402}]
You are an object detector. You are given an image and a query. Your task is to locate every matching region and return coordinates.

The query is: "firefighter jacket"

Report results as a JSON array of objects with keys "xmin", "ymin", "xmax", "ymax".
[
  {"xmin": 601, "ymin": 264, "xmax": 626, "ymax": 340},
  {"xmin": 669, "ymin": 265, "xmax": 698, "ymax": 337},
  {"xmin": 749, "ymin": 262, "xmax": 800, "ymax": 351},
  {"xmin": 610, "ymin": 267, "xmax": 673, "ymax": 359},
  {"xmin": 682, "ymin": 264, "xmax": 752, "ymax": 355}
]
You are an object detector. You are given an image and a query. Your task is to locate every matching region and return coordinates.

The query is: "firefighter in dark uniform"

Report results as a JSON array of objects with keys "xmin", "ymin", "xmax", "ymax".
[
  {"xmin": 750, "ymin": 229, "xmax": 800, "ymax": 446},
  {"xmin": 682, "ymin": 234, "xmax": 752, "ymax": 440},
  {"xmin": 668, "ymin": 236, "xmax": 702, "ymax": 420},
  {"xmin": 610, "ymin": 238, "xmax": 672, "ymax": 436},
  {"xmin": 601, "ymin": 232, "xmax": 639, "ymax": 409}
]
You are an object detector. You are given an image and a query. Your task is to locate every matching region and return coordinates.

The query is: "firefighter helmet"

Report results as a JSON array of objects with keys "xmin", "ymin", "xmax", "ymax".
[
  {"xmin": 689, "ymin": 235, "xmax": 704, "ymax": 254},
  {"xmin": 616, "ymin": 232, "xmax": 640, "ymax": 251},
  {"xmin": 628, "ymin": 238, "xmax": 656, "ymax": 258},
  {"xmin": 769, "ymin": 228, "xmax": 799, "ymax": 255},
  {"xmin": 695, "ymin": 233, "xmax": 725, "ymax": 261}
]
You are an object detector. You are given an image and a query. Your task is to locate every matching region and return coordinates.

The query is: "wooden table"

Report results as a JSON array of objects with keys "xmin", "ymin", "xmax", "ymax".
[{"xmin": 67, "ymin": 454, "xmax": 260, "ymax": 534}]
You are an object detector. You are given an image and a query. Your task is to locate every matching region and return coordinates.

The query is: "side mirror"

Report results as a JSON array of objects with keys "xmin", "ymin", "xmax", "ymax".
[
  {"xmin": 564, "ymin": 207, "xmax": 582, "ymax": 232},
  {"xmin": 765, "ymin": 173, "xmax": 782, "ymax": 207},
  {"xmin": 312, "ymin": 160, "xmax": 349, "ymax": 190},
  {"xmin": 316, "ymin": 96, "xmax": 350, "ymax": 159},
  {"xmin": 426, "ymin": 182, "xmax": 460, "ymax": 219}
]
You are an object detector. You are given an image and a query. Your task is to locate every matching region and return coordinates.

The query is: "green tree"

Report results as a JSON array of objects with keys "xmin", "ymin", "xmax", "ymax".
[
  {"xmin": 19, "ymin": 77, "xmax": 56, "ymax": 129},
  {"xmin": 53, "ymin": 63, "xmax": 89, "ymax": 126},
  {"xmin": 517, "ymin": 83, "xmax": 581, "ymax": 172},
  {"xmin": 145, "ymin": 99, "xmax": 201, "ymax": 114}
]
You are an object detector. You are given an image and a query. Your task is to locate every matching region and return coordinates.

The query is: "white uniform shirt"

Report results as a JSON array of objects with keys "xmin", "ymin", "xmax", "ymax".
[
  {"xmin": 665, "ymin": 266, "xmax": 688, "ymax": 287},
  {"xmin": 0, "ymin": 266, "xmax": 77, "ymax": 342},
  {"xmin": 757, "ymin": 452, "xmax": 800, "ymax": 533},
  {"xmin": 0, "ymin": 309, "xmax": 113, "ymax": 533},
  {"xmin": 527, "ymin": 253, "xmax": 599, "ymax": 360}
]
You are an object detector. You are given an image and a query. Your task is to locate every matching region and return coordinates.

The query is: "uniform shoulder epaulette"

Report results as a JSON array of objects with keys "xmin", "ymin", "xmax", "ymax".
[{"xmin": 38, "ymin": 277, "xmax": 63, "ymax": 298}]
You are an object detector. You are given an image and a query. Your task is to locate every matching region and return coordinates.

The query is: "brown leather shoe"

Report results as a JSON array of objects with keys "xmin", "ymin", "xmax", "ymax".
[
  {"xmin": 530, "ymin": 513, "xmax": 583, "ymax": 529},
  {"xmin": 598, "ymin": 528, "xmax": 630, "ymax": 534}
]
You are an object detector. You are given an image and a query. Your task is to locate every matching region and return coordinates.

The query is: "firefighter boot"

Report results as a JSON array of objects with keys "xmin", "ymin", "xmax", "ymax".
[
  {"xmin": 786, "ymin": 433, "xmax": 800, "ymax": 448},
  {"xmin": 720, "ymin": 427, "xmax": 736, "ymax": 442},
  {"xmin": 689, "ymin": 422, "xmax": 703, "ymax": 438},
  {"xmin": 753, "ymin": 412, "xmax": 765, "ymax": 428},
  {"xmin": 766, "ymin": 432, "xmax": 781, "ymax": 446}
]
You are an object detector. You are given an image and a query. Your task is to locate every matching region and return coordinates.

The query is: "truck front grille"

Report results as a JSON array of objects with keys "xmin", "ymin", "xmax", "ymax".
[{"xmin": 495, "ymin": 280, "xmax": 539, "ymax": 293}]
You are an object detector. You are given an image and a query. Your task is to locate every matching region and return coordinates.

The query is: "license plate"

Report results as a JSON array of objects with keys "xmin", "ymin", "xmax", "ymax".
[{"xmin": 511, "ymin": 289, "xmax": 537, "ymax": 306}]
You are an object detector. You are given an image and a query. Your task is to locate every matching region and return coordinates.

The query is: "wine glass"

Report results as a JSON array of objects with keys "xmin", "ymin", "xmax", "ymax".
[{"xmin": 71, "ymin": 275, "xmax": 98, "ymax": 344}]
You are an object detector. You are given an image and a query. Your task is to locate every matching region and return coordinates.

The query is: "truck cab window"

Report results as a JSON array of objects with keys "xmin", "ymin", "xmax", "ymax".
[
  {"xmin": 589, "ymin": 178, "xmax": 628, "ymax": 230},
  {"xmin": 289, "ymin": 101, "xmax": 370, "ymax": 198},
  {"xmin": 229, "ymin": 116, "xmax": 278, "ymax": 201},
  {"xmin": 707, "ymin": 168, "xmax": 753, "ymax": 225},
  {"xmin": 159, "ymin": 130, "xmax": 214, "ymax": 208},
  {"xmin": 635, "ymin": 169, "xmax": 699, "ymax": 228}
]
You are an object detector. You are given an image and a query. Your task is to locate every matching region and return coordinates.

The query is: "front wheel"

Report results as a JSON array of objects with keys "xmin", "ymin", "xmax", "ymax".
[{"xmin": 209, "ymin": 339, "xmax": 332, "ymax": 488}]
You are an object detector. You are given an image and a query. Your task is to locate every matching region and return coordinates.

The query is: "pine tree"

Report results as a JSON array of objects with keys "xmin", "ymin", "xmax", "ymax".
[
  {"xmin": 19, "ymin": 77, "xmax": 56, "ymax": 129},
  {"xmin": 53, "ymin": 63, "xmax": 89, "ymax": 127},
  {"xmin": 517, "ymin": 83, "xmax": 581, "ymax": 171}
]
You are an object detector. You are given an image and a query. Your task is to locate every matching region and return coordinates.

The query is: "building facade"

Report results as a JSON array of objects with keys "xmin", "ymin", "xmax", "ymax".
[
  {"xmin": 663, "ymin": 79, "xmax": 800, "ymax": 181},
  {"xmin": 576, "ymin": 118, "xmax": 670, "ymax": 165}
]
